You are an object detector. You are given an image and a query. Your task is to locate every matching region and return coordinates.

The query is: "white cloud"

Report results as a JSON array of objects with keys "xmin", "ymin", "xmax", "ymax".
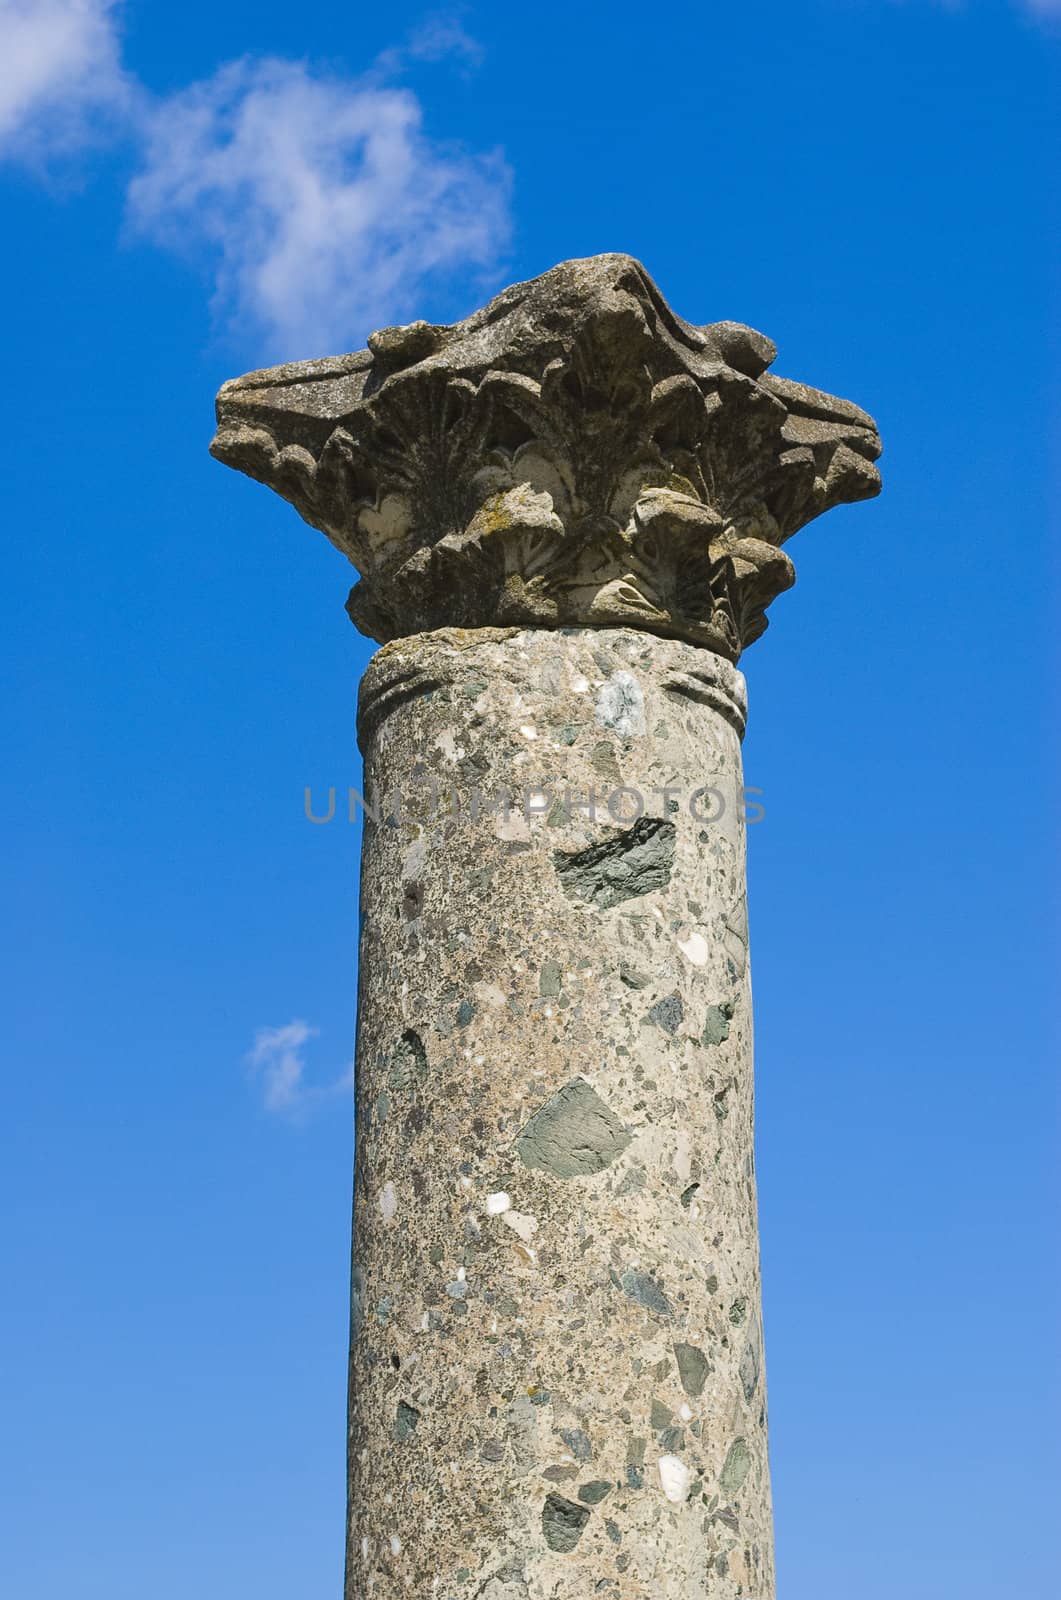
[
  {"xmin": 387, "ymin": 12, "xmax": 485, "ymax": 69},
  {"xmin": 245, "ymin": 1019, "xmax": 353, "ymax": 1116},
  {"xmin": 126, "ymin": 54, "xmax": 511, "ymax": 359},
  {"xmin": 0, "ymin": 0, "xmax": 133, "ymax": 157},
  {"xmin": 0, "ymin": 10, "xmax": 511, "ymax": 357}
]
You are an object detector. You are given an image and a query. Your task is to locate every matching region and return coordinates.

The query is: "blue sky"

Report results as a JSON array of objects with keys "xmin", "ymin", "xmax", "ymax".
[{"xmin": 1, "ymin": 2, "xmax": 1057, "ymax": 1596}]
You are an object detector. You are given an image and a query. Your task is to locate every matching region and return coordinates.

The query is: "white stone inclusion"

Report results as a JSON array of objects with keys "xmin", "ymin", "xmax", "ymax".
[
  {"xmin": 678, "ymin": 930, "xmax": 710, "ymax": 966},
  {"xmin": 501, "ymin": 1210, "xmax": 538, "ymax": 1242},
  {"xmin": 658, "ymin": 1454, "xmax": 691, "ymax": 1504}
]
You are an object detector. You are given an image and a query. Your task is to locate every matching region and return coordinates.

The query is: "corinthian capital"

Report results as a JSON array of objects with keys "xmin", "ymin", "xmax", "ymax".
[{"xmin": 211, "ymin": 253, "xmax": 881, "ymax": 658}]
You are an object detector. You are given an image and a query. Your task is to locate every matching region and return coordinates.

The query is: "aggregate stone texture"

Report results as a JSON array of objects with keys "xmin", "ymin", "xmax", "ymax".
[{"xmin": 346, "ymin": 626, "xmax": 773, "ymax": 1598}]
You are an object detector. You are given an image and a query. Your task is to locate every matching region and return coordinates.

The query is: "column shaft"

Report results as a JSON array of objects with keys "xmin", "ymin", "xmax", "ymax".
[{"xmin": 346, "ymin": 626, "xmax": 772, "ymax": 1599}]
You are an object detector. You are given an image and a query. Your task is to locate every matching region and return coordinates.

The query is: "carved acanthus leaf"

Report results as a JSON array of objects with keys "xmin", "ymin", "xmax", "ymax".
[{"xmin": 211, "ymin": 254, "xmax": 881, "ymax": 658}]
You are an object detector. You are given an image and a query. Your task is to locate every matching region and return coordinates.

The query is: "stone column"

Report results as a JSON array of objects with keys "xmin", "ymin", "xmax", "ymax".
[{"xmin": 211, "ymin": 254, "xmax": 881, "ymax": 1600}]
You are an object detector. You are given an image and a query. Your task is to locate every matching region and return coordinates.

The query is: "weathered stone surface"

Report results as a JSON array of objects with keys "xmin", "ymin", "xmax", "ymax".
[
  {"xmin": 211, "ymin": 252, "xmax": 880, "ymax": 659},
  {"xmin": 347, "ymin": 627, "xmax": 772, "ymax": 1598}
]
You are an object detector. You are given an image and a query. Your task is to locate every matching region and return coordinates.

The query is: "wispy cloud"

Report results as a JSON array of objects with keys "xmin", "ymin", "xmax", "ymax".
[
  {"xmin": 245, "ymin": 1019, "xmax": 353, "ymax": 1117},
  {"xmin": 0, "ymin": 0, "xmax": 134, "ymax": 158},
  {"xmin": 387, "ymin": 11, "xmax": 485, "ymax": 69},
  {"xmin": 0, "ymin": 6, "xmax": 511, "ymax": 357},
  {"xmin": 903, "ymin": 0, "xmax": 1061, "ymax": 18},
  {"xmin": 126, "ymin": 54, "xmax": 511, "ymax": 360}
]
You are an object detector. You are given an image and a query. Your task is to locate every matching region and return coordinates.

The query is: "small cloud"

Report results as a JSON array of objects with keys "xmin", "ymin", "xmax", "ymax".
[
  {"xmin": 245, "ymin": 1018, "xmax": 353, "ymax": 1116},
  {"xmin": 0, "ymin": 0, "xmax": 136, "ymax": 161},
  {"xmin": 405, "ymin": 11, "xmax": 485, "ymax": 67},
  {"xmin": 126, "ymin": 51, "xmax": 511, "ymax": 360}
]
